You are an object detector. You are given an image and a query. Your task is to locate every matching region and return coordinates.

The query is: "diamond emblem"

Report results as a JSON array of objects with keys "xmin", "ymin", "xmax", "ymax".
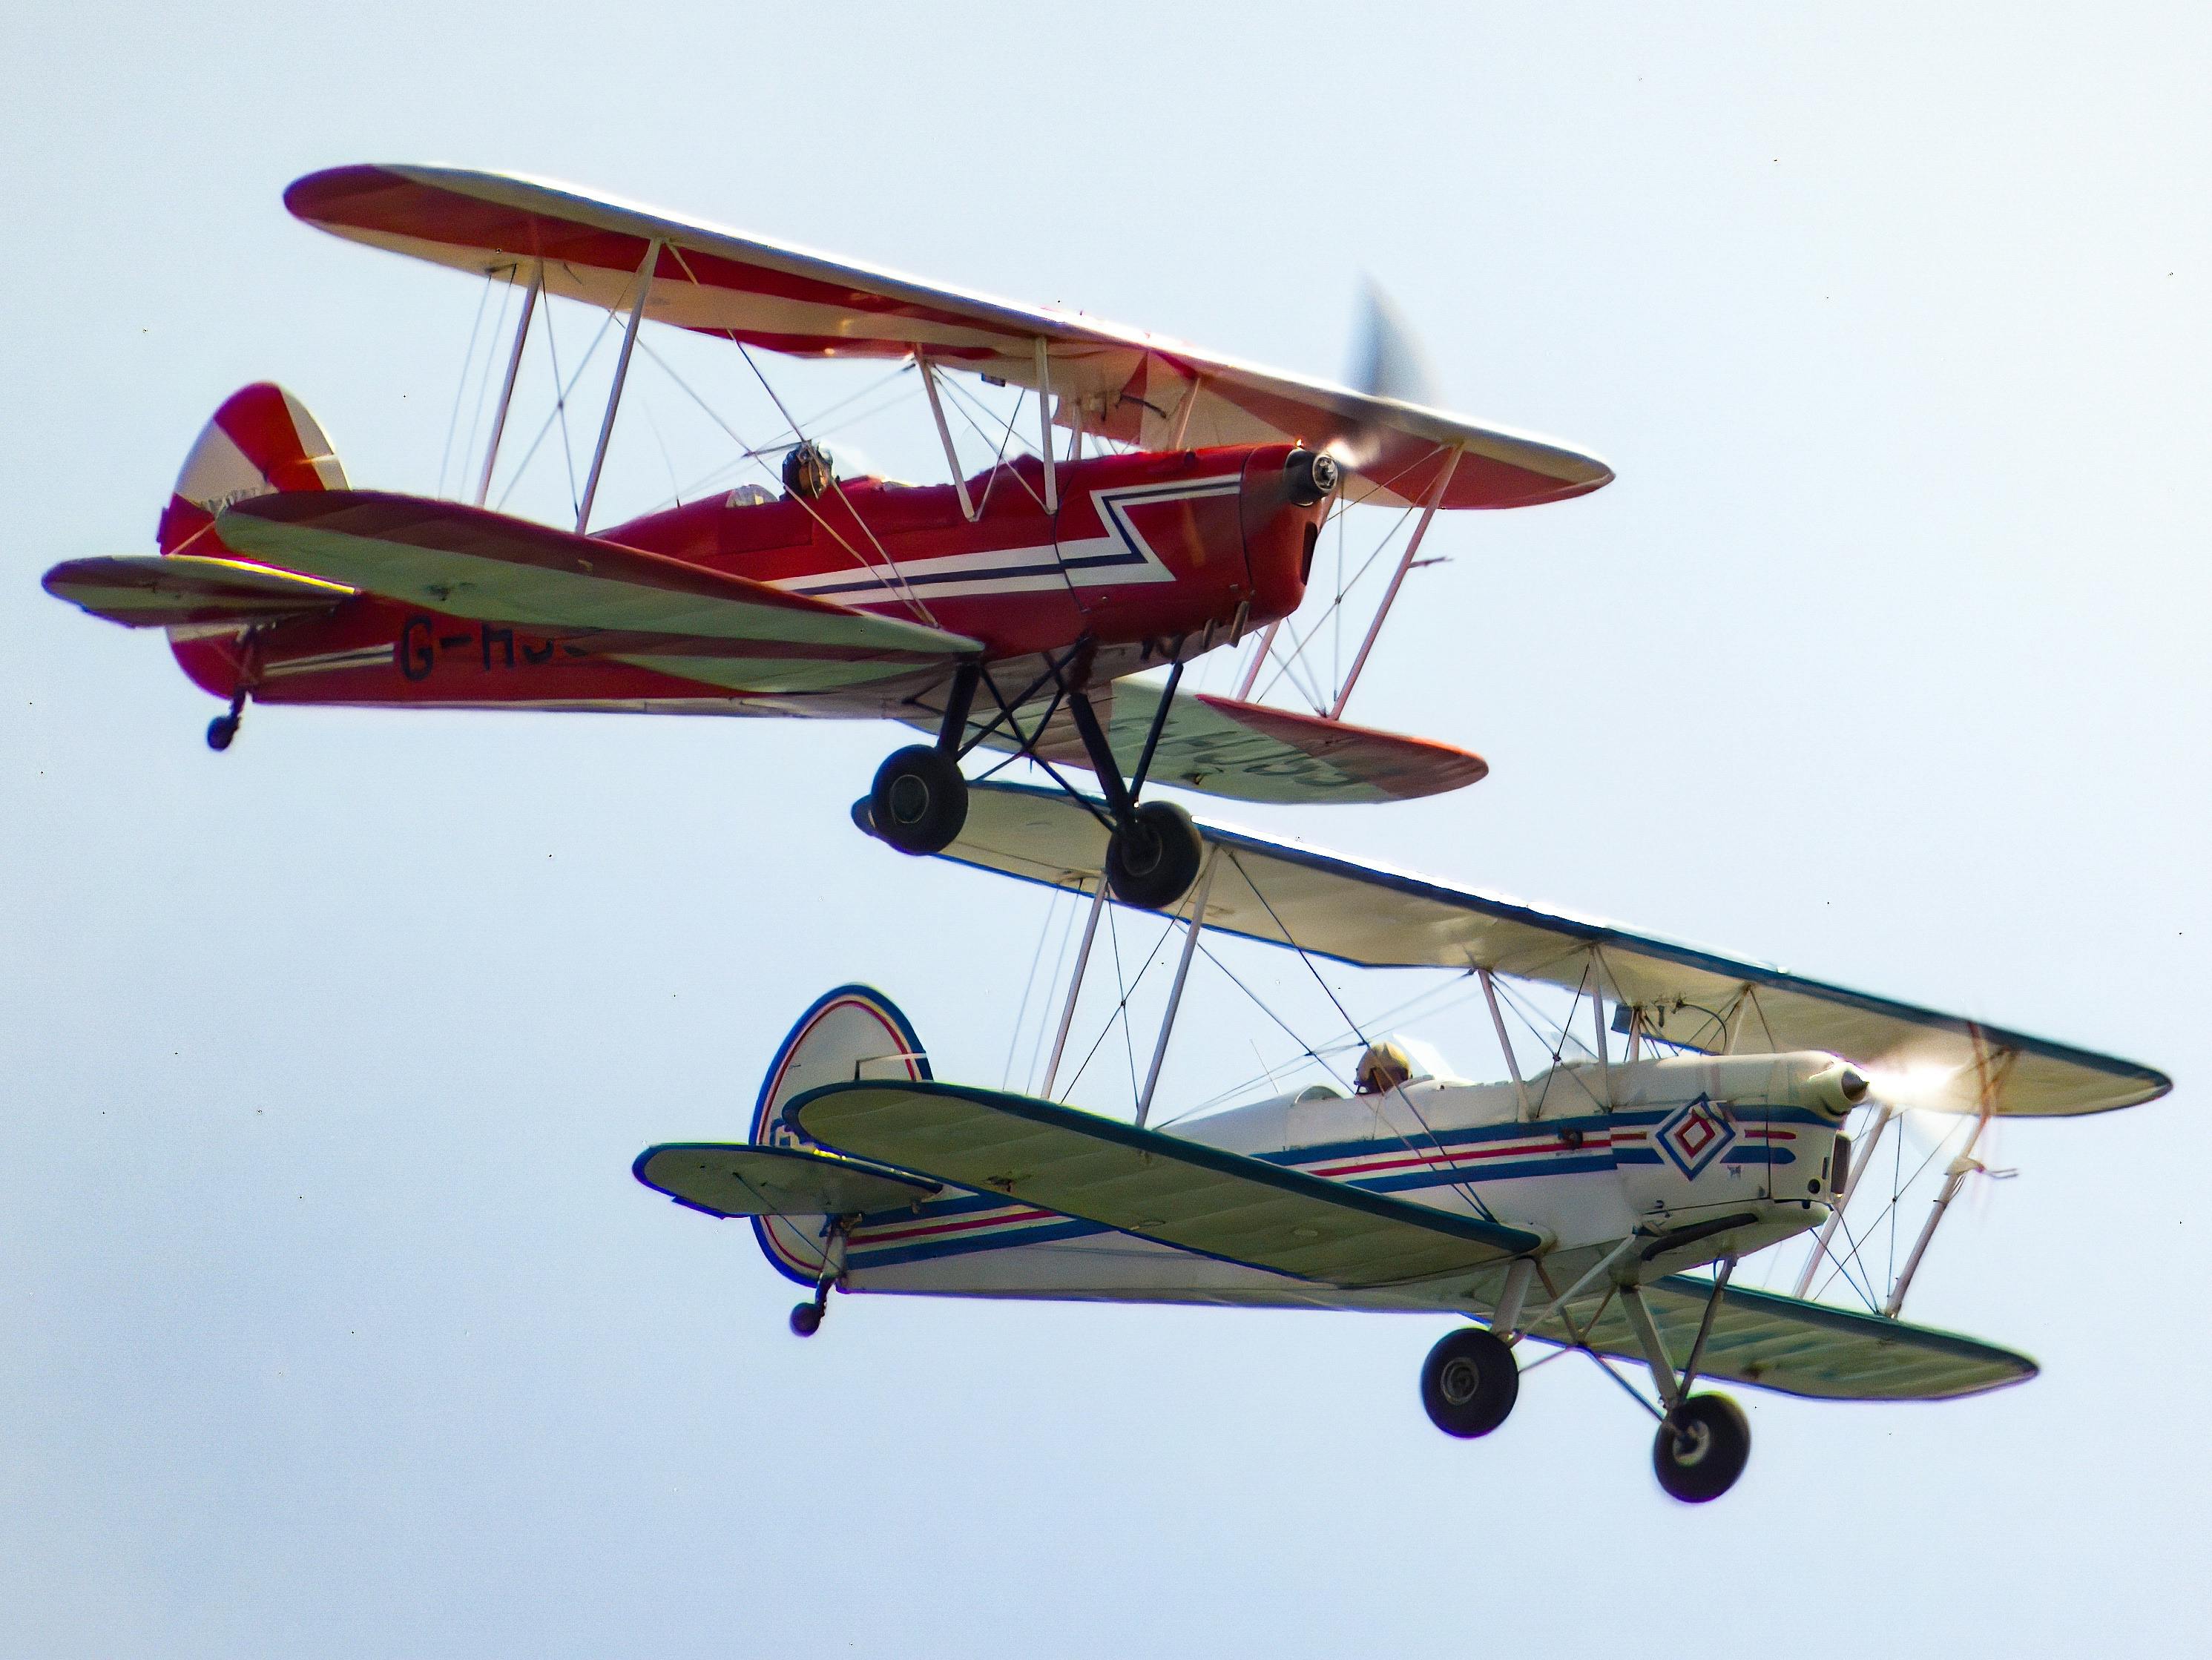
[{"xmin": 1656, "ymin": 1095, "xmax": 1737, "ymax": 1179}]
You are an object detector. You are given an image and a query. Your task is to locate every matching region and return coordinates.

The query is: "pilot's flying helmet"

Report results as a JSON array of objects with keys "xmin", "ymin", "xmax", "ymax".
[{"xmin": 1353, "ymin": 1034, "xmax": 1455, "ymax": 1095}]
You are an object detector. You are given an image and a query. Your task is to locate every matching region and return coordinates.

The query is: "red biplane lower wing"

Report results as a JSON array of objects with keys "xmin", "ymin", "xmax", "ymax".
[
  {"xmin": 932, "ymin": 675, "xmax": 1485, "ymax": 805},
  {"xmin": 42, "ymin": 554, "xmax": 351, "ymax": 635},
  {"xmin": 214, "ymin": 492, "xmax": 978, "ymax": 696}
]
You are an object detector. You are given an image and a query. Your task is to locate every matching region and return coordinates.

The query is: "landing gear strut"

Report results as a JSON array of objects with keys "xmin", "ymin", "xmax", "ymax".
[
  {"xmin": 789, "ymin": 1219, "xmax": 849, "ymax": 1339},
  {"xmin": 1619, "ymin": 1264, "xmax": 1751, "ymax": 1503},
  {"xmin": 1065, "ymin": 673, "xmax": 1202, "ymax": 911},
  {"xmin": 205, "ymin": 691, "xmax": 245, "ymax": 752},
  {"xmin": 861, "ymin": 651, "xmax": 1206, "ymax": 912},
  {"xmin": 864, "ymin": 664, "xmax": 977, "ymax": 855}
]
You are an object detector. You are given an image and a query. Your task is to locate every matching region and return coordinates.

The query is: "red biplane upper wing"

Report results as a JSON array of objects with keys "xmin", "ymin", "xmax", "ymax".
[
  {"xmin": 285, "ymin": 165, "xmax": 1613, "ymax": 512},
  {"xmin": 214, "ymin": 491, "xmax": 978, "ymax": 696}
]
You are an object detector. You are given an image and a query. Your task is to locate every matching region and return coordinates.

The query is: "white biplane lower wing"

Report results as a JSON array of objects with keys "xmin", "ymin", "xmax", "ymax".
[
  {"xmin": 1538, "ymin": 1277, "xmax": 2036, "ymax": 1401},
  {"xmin": 283, "ymin": 165, "xmax": 1611, "ymax": 511},
  {"xmin": 633, "ymin": 1143, "xmax": 939, "ymax": 1218},
  {"xmin": 790, "ymin": 1081, "xmax": 1543, "ymax": 1288},
  {"xmin": 214, "ymin": 490, "xmax": 978, "ymax": 696},
  {"xmin": 936, "ymin": 783, "xmax": 2171, "ymax": 1119}
]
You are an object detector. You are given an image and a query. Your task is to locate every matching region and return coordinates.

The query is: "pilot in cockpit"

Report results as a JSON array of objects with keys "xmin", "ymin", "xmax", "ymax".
[{"xmin": 1354, "ymin": 1039, "xmax": 1415, "ymax": 1096}]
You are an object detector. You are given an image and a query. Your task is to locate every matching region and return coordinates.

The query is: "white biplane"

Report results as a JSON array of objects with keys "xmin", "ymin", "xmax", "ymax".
[{"xmin": 636, "ymin": 782, "xmax": 2169, "ymax": 1502}]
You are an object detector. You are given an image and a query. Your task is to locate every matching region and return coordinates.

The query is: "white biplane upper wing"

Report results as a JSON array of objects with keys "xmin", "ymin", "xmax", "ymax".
[
  {"xmin": 935, "ymin": 783, "xmax": 2171, "ymax": 1119},
  {"xmin": 285, "ymin": 164, "xmax": 1612, "ymax": 511},
  {"xmin": 791, "ymin": 1080, "xmax": 1542, "ymax": 1287}
]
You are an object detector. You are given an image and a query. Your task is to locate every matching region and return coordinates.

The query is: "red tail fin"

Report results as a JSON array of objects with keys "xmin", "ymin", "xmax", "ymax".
[{"xmin": 157, "ymin": 383, "xmax": 346, "ymax": 556}]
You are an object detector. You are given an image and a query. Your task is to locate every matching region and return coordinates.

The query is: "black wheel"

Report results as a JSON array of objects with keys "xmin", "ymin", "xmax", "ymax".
[
  {"xmin": 1104, "ymin": 800, "xmax": 1203, "ymax": 910},
  {"xmin": 789, "ymin": 1301, "xmax": 823, "ymax": 1338},
  {"xmin": 868, "ymin": 745, "xmax": 968, "ymax": 854},
  {"xmin": 1653, "ymin": 1393, "xmax": 1750, "ymax": 1503},
  {"xmin": 1419, "ymin": 1327, "xmax": 1519, "ymax": 1438},
  {"xmin": 205, "ymin": 714, "xmax": 238, "ymax": 752}
]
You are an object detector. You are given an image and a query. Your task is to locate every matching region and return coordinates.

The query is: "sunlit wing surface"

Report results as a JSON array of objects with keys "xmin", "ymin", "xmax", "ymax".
[
  {"xmin": 907, "ymin": 673, "xmax": 1487, "ymax": 805},
  {"xmin": 41, "ymin": 553, "xmax": 351, "ymax": 633},
  {"xmin": 285, "ymin": 165, "xmax": 1613, "ymax": 511},
  {"xmin": 791, "ymin": 1081, "xmax": 1541, "ymax": 1285},
  {"xmin": 215, "ymin": 491, "xmax": 978, "ymax": 695},
  {"xmin": 1539, "ymin": 1277, "xmax": 2036, "ymax": 1401},
  {"xmin": 634, "ymin": 1144, "xmax": 939, "ymax": 1218},
  {"xmin": 934, "ymin": 783, "xmax": 2171, "ymax": 1118}
]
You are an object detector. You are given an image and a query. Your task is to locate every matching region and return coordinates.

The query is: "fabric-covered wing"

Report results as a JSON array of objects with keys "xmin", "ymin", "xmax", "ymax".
[
  {"xmin": 42, "ymin": 554, "xmax": 351, "ymax": 633},
  {"xmin": 934, "ymin": 783, "xmax": 2170, "ymax": 1118},
  {"xmin": 904, "ymin": 673, "xmax": 1485, "ymax": 804},
  {"xmin": 214, "ymin": 491, "xmax": 978, "ymax": 695},
  {"xmin": 633, "ymin": 1143, "xmax": 939, "ymax": 1219},
  {"xmin": 1538, "ymin": 1277, "xmax": 2035, "ymax": 1402},
  {"xmin": 791, "ymin": 1081, "xmax": 1541, "ymax": 1286},
  {"xmin": 286, "ymin": 165, "xmax": 1611, "ymax": 511}
]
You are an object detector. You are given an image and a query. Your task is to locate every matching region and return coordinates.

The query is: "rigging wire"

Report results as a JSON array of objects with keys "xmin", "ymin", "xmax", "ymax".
[
  {"xmin": 1053, "ymin": 906, "xmax": 1178, "ymax": 1107},
  {"xmin": 437, "ymin": 271, "xmax": 498, "ymax": 500},
  {"xmin": 1001, "ymin": 883, "xmax": 1067, "ymax": 1090},
  {"xmin": 1223, "ymin": 851, "xmax": 1495, "ymax": 1219},
  {"xmin": 493, "ymin": 281, "xmax": 621, "ymax": 514}
]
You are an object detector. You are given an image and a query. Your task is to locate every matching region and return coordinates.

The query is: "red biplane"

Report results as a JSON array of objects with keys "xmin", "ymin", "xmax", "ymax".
[{"xmin": 43, "ymin": 165, "xmax": 1611, "ymax": 906}]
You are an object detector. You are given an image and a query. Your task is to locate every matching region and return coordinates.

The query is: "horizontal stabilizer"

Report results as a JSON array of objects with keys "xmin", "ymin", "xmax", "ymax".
[
  {"xmin": 936, "ymin": 675, "xmax": 1485, "ymax": 806},
  {"xmin": 42, "ymin": 554, "xmax": 351, "ymax": 631},
  {"xmin": 215, "ymin": 491, "xmax": 980, "ymax": 696},
  {"xmin": 933, "ymin": 783, "xmax": 2170, "ymax": 1119},
  {"xmin": 634, "ymin": 1143, "xmax": 939, "ymax": 1219},
  {"xmin": 1543, "ymin": 1277, "xmax": 2036, "ymax": 1402},
  {"xmin": 791, "ymin": 1081, "xmax": 1541, "ymax": 1287}
]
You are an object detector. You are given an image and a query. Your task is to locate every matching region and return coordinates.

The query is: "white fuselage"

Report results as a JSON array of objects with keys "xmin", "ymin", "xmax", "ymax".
[{"xmin": 760, "ymin": 1053, "xmax": 1849, "ymax": 1313}]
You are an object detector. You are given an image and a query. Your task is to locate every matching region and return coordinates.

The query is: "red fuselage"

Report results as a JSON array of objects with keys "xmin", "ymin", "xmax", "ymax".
[{"xmin": 174, "ymin": 445, "xmax": 1324, "ymax": 713}]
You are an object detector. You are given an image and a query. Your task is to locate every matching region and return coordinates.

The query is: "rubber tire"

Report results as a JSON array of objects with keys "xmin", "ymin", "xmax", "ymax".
[
  {"xmin": 789, "ymin": 1302, "xmax": 823, "ymax": 1338},
  {"xmin": 1653, "ymin": 1393, "xmax": 1751, "ymax": 1503},
  {"xmin": 868, "ymin": 744, "xmax": 968, "ymax": 854},
  {"xmin": 205, "ymin": 714, "xmax": 237, "ymax": 752},
  {"xmin": 1420, "ymin": 1327, "xmax": 1519, "ymax": 1438},
  {"xmin": 1104, "ymin": 800, "xmax": 1204, "ymax": 910}
]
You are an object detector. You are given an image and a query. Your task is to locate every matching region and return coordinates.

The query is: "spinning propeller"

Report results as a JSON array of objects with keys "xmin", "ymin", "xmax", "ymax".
[{"xmin": 1329, "ymin": 280, "xmax": 1445, "ymax": 472}]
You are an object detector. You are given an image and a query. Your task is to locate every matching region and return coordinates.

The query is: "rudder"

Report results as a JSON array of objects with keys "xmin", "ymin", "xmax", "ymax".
[
  {"xmin": 750, "ymin": 985, "xmax": 929, "ymax": 1285},
  {"xmin": 159, "ymin": 382, "xmax": 346, "ymax": 556}
]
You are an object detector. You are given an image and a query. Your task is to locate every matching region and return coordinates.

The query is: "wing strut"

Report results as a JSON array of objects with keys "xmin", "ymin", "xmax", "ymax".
[
  {"xmin": 1478, "ymin": 967, "xmax": 1535, "ymax": 1121},
  {"xmin": 1135, "ymin": 847, "xmax": 1222, "ymax": 1127},
  {"xmin": 915, "ymin": 353, "xmax": 978, "ymax": 521},
  {"xmin": 1791, "ymin": 1101, "xmax": 1897, "ymax": 1298},
  {"xmin": 1033, "ymin": 337, "xmax": 1058, "ymax": 513},
  {"xmin": 576, "ymin": 239, "xmax": 661, "ymax": 533},
  {"xmin": 1329, "ymin": 444, "xmax": 1461, "ymax": 720},
  {"xmin": 1041, "ymin": 877, "xmax": 1109, "ymax": 1097},
  {"xmin": 475, "ymin": 260, "xmax": 543, "ymax": 507},
  {"xmin": 1883, "ymin": 1040, "xmax": 2013, "ymax": 1317}
]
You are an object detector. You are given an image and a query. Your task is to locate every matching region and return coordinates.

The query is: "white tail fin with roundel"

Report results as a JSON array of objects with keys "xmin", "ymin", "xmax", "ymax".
[{"xmin": 748, "ymin": 986, "xmax": 929, "ymax": 1284}]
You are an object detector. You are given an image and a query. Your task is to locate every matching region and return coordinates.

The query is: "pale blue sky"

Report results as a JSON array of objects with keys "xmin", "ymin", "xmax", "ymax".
[{"xmin": 4, "ymin": 4, "xmax": 2207, "ymax": 1655}]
